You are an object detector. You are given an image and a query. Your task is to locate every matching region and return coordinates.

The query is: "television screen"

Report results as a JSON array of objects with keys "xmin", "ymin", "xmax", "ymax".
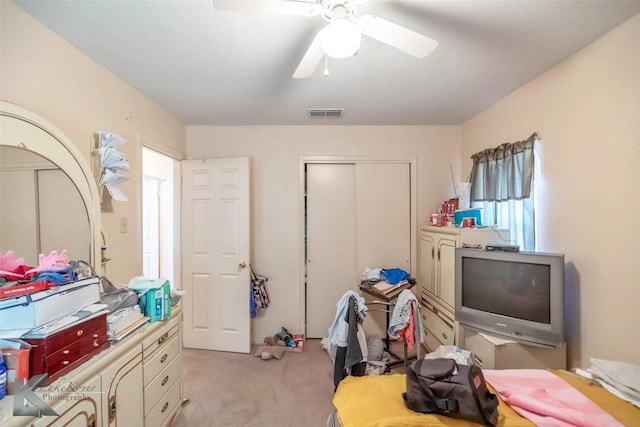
[
  {"xmin": 462, "ymin": 258, "xmax": 551, "ymax": 324},
  {"xmin": 455, "ymin": 248, "xmax": 564, "ymax": 348}
]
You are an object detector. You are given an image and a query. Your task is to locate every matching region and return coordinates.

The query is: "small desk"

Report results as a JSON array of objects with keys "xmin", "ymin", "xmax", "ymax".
[{"xmin": 359, "ymin": 279, "xmax": 416, "ymax": 369}]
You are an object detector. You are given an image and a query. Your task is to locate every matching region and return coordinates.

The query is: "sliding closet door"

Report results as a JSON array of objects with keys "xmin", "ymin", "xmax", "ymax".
[
  {"xmin": 305, "ymin": 161, "xmax": 411, "ymax": 339},
  {"xmin": 306, "ymin": 164, "xmax": 357, "ymax": 339},
  {"xmin": 356, "ymin": 163, "xmax": 411, "ymax": 337}
]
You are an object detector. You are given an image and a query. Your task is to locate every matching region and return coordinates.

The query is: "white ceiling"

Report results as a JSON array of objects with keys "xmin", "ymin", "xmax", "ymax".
[{"xmin": 13, "ymin": 0, "xmax": 640, "ymax": 126}]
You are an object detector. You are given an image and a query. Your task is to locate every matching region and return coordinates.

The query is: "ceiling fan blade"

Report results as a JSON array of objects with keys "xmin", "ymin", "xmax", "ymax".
[
  {"xmin": 212, "ymin": 0, "xmax": 321, "ymax": 16},
  {"xmin": 292, "ymin": 32, "xmax": 325, "ymax": 79},
  {"xmin": 358, "ymin": 14, "xmax": 438, "ymax": 59}
]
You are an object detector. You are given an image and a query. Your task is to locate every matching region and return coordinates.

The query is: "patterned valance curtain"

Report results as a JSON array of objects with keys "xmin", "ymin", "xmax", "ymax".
[{"xmin": 469, "ymin": 133, "xmax": 537, "ymax": 202}]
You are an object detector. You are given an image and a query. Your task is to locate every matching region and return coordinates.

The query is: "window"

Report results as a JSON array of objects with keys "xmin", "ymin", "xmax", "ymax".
[{"xmin": 469, "ymin": 133, "xmax": 537, "ymax": 251}]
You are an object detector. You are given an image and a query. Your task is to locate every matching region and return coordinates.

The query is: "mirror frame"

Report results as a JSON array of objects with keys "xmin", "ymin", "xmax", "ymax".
[{"xmin": 1, "ymin": 101, "xmax": 101, "ymax": 267}]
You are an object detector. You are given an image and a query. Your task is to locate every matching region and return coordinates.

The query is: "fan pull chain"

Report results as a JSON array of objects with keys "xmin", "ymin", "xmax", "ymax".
[{"xmin": 323, "ymin": 54, "xmax": 330, "ymax": 77}]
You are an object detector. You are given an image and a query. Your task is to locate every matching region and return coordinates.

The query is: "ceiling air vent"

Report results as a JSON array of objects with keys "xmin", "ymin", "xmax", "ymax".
[{"xmin": 307, "ymin": 108, "xmax": 345, "ymax": 119}]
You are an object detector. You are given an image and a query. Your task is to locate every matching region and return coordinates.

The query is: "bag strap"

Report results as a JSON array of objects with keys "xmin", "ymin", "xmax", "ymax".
[
  {"xmin": 249, "ymin": 264, "xmax": 260, "ymax": 281},
  {"xmin": 402, "ymin": 392, "xmax": 459, "ymax": 413}
]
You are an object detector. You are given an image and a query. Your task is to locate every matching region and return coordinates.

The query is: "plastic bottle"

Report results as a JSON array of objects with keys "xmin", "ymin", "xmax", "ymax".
[{"xmin": 0, "ymin": 352, "xmax": 7, "ymax": 400}]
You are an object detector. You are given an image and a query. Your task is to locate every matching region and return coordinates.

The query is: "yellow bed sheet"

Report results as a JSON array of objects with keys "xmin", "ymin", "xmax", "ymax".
[{"xmin": 332, "ymin": 370, "xmax": 640, "ymax": 427}]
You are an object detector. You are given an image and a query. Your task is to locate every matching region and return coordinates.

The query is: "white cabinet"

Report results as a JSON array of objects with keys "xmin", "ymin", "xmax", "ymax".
[
  {"xmin": 459, "ymin": 326, "xmax": 567, "ymax": 370},
  {"xmin": 2, "ymin": 307, "xmax": 183, "ymax": 427},
  {"xmin": 102, "ymin": 344, "xmax": 144, "ymax": 426},
  {"xmin": 419, "ymin": 226, "xmax": 509, "ymax": 351},
  {"xmin": 32, "ymin": 374, "xmax": 102, "ymax": 427}
]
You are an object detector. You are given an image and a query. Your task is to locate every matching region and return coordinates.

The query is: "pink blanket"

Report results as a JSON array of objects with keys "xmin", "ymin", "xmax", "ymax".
[{"xmin": 483, "ymin": 369, "xmax": 623, "ymax": 427}]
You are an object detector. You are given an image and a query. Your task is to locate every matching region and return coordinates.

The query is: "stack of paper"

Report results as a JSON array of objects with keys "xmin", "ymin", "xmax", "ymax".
[
  {"xmin": 107, "ymin": 305, "xmax": 148, "ymax": 340},
  {"xmin": 372, "ymin": 279, "xmax": 409, "ymax": 295},
  {"xmin": 372, "ymin": 281, "xmax": 396, "ymax": 294},
  {"xmin": 97, "ymin": 131, "xmax": 129, "ymax": 201}
]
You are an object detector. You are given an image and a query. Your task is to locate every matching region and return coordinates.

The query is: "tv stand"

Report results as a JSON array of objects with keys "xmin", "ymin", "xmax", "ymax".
[{"xmin": 459, "ymin": 326, "xmax": 566, "ymax": 370}]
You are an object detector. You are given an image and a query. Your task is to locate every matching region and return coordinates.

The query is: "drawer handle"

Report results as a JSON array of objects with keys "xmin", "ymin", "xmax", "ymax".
[
  {"xmin": 442, "ymin": 332, "xmax": 448, "ymax": 340},
  {"xmin": 432, "ymin": 306, "xmax": 438, "ymax": 315},
  {"xmin": 63, "ymin": 350, "xmax": 70, "ymax": 355},
  {"xmin": 77, "ymin": 330, "xmax": 84, "ymax": 336},
  {"xmin": 161, "ymin": 401, "xmax": 169, "ymax": 413},
  {"xmin": 162, "ymin": 375, "xmax": 169, "ymax": 386},
  {"xmin": 158, "ymin": 332, "xmax": 169, "ymax": 345},
  {"xmin": 109, "ymin": 397, "xmax": 117, "ymax": 421},
  {"xmin": 62, "ymin": 360, "xmax": 69, "ymax": 365},
  {"xmin": 161, "ymin": 353, "xmax": 168, "ymax": 363},
  {"xmin": 94, "ymin": 341, "xmax": 99, "ymax": 347}
]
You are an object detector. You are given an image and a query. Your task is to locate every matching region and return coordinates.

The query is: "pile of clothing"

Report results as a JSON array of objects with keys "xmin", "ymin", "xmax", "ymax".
[
  {"xmin": 0, "ymin": 249, "xmax": 87, "ymax": 298},
  {"xmin": 580, "ymin": 358, "xmax": 640, "ymax": 407}
]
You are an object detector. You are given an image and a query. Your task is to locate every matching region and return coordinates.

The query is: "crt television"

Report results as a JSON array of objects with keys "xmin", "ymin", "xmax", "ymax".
[{"xmin": 455, "ymin": 248, "xmax": 565, "ymax": 348}]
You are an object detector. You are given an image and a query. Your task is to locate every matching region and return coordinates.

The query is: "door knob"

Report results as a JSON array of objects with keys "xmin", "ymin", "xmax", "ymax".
[{"xmin": 239, "ymin": 262, "xmax": 247, "ymax": 269}]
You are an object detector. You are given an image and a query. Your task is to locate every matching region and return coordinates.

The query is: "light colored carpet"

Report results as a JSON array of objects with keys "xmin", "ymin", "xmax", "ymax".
[{"xmin": 173, "ymin": 339, "xmax": 336, "ymax": 427}]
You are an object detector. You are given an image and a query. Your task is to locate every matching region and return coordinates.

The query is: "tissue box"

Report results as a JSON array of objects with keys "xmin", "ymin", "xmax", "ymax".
[
  {"xmin": 137, "ymin": 280, "xmax": 171, "ymax": 322},
  {"xmin": 455, "ymin": 208, "xmax": 482, "ymax": 227}
]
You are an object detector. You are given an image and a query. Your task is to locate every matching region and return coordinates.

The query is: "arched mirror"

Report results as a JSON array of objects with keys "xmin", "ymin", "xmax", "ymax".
[{"xmin": 0, "ymin": 101, "xmax": 101, "ymax": 268}]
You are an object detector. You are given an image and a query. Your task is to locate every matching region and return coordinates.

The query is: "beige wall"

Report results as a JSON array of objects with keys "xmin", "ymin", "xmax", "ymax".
[
  {"xmin": 461, "ymin": 13, "xmax": 640, "ymax": 368},
  {"xmin": 1, "ymin": 3, "xmax": 187, "ymax": 284},
  {"xmin": 5, "ymin": 0, "xmax": 637, "ymax": 369},
  {"xmin": 187, "ymin": 126, "xmax": 460, "ymax": 341}
]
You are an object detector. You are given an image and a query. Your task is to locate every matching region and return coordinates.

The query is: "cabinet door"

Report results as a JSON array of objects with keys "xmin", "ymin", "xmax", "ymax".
[
  {"xmin": 436, "ymin": 235, "xmax": 458, "ymax": 309},
  {"xmin": 419, "ymin": 232, "xmax": 436, "ymax": 297},
  {"xmin": 33, "ymin": 375, "xmax": 101, "ymax": 427},
  {"xmin": 102, "ymin": 346, "xmax": 144, "ymax": 427}
]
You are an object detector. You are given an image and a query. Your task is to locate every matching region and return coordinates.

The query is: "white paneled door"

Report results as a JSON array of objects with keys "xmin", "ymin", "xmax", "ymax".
[{"xmin": 181, "ymin": 158, "xmax": 251, "ymax": 353}]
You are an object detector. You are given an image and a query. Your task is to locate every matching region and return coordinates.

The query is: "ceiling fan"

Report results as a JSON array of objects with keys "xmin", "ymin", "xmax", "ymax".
[{"xmin": 212, "ymin": 0, "xmax": 438, "ymax": 78}]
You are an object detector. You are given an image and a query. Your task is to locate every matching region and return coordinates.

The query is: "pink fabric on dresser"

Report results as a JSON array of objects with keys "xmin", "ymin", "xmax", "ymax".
[{"xmin": 483, "ymin": 369, "xmax": 623, "ymax": 427}]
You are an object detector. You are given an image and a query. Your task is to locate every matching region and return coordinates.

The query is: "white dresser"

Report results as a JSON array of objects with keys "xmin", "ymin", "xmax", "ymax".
[
  {"xmin": 1, "ymin": 306, "xmax": 183, "ymax": 427},
  {"xmin": 419, "ymin": 226, "xmax": 509, "ymax": 352}
]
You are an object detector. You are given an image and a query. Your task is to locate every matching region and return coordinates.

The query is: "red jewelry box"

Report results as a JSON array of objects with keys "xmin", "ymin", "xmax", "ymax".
[{"xmin": 23, "ymin": 313, "xmax": 109, "ymax": 386}]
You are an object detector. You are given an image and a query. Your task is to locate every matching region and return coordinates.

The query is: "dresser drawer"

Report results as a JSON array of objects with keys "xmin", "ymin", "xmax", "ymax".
[
  {"xmin": 423, "ymin": 325, "xmax": 443, "ymax": 353},
  {"xmin": 45, "ymin": 326, "xmax": 108, "ymax": 371},
  {"xmin": 421, "ymin": 296, "xmax": 454, "ymax": 324},
  {"xmin": 422, "ymin": 308, "xmax": 455, "ymax": 348},
  {"xmin": 143, "ymin": 334, "xmax": 180, "ymax": 385},
  {"xmin": 144, "ymin": 377, "xmax": 182, "ymax": 427},
  {"xmin": 143, "ymin": 354, "xmax": 181, "ymax": 416},
  {"xmin": 142, "ymin": 316, "xmax": 179, "ymax": 359}
]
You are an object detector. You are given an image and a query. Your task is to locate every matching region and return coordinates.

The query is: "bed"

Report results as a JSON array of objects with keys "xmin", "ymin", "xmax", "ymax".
[{"xmin": 328, "ymin": 369, "xmax": 640, "ymax": 427}]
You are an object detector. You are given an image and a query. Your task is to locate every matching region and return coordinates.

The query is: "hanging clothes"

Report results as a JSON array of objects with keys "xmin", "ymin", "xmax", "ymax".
[
  {"xmin": 328, "ymin": 290, "xmax": 367, "ymax": 345},
  {"xmin": 387, "ymin": 289, "xmax": 423, "ymax": 354},
  {"xmin": 333, "ymin": 294, "xmax": 368, "ymax": 390},
  {"xmin": 250, "ymin": 264, "xmax": 269, "ymax": 318}
]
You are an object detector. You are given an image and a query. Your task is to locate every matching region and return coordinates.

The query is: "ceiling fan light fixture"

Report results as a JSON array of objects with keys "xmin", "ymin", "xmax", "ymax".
[{"xmin": 320, "ymin": 18, "xmax": 361, "ymax": 58}]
